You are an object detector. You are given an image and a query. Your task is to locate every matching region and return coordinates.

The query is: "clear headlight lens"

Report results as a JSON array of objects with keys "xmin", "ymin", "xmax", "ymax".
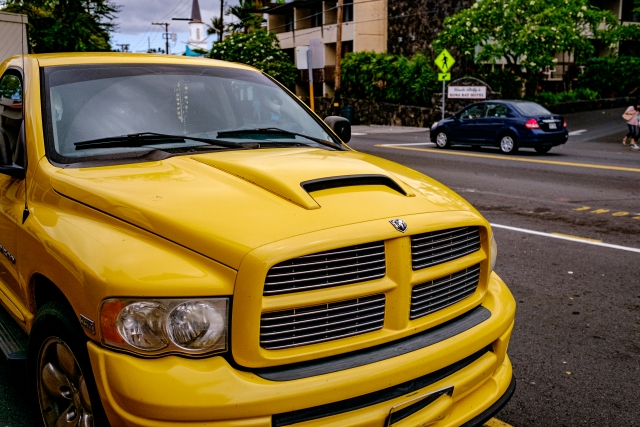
[
  {"xmin": 101, "ymin": 298, "xmax": 228, "ymax": 356},
  {"xmin": 167, "ymin": 301, "xmax": 225, "ymax": 350},
  {"xmin": 489, "ymin": 232, "xmax": 498, "ymax": 273}
]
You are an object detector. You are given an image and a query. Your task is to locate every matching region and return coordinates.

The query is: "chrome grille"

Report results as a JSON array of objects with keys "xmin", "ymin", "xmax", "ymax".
[
  {"xmin": 410, "ymin": 264, "xmax": 481, "ymax": 319},
  {"xmin": 411, "ymin": 227, "xmax": 480, "ymax": 270},
  {"xmin": 260, "ymin": 295, "xmax": 385, "ymax": 349},
  {"xmin": 264, "ymin": 242, "xmax": 386, "ymax": 295}
]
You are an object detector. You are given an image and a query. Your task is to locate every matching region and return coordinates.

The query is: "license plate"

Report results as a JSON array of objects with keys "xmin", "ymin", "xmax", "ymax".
[{"xmin": 549, "ymin": 123, "xmax": 557, "ymax": 129}]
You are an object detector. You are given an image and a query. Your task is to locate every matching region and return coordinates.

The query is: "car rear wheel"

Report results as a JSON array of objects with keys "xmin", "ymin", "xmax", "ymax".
[
  {"xmin": 435, "ymin": 131, "xmax": 451, "ymax": 148},
  {"xmin": 535, "ymin": 146, "xmax": 551, "ymax": 154},
  {"xmin": 499, "ymin": 134, "xmax": 518, "ymax": 154},
  {"xmin": 28, "ymin": 301, "xmax": 109, "ymax": 427}
]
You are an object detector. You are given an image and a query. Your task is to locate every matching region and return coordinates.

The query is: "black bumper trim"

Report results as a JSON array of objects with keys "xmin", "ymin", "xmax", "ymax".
[
  {"xmin": 271, "ymin": 346, "xmax": 492, "ymax": 427},
  {"xmin": 459, "ymin": 375, "xmax": 516, "ymax": 427},
  {"xmin": 255, "ymin": 306, "xmax": 491, "ymax": 381}
]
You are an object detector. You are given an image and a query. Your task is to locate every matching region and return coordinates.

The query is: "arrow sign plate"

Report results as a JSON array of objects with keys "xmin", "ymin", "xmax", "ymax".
[{"xmin": 438, "ymin": 73, "xmax": 451, "ymax": 81}]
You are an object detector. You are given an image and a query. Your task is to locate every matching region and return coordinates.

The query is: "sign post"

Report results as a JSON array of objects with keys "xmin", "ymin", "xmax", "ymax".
[
  {"xmin": 307, "ymin": 49, "xmax": 314, "ymax": 112},
  {"xmin": 434, "ymin": 49, "xmax": 455, "ymax": 120}
]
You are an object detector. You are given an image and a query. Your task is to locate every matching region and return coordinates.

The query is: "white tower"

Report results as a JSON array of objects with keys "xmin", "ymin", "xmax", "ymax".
[{"xmin": 187, "ymin": 0, "xmax": 208, "ymax": 50}]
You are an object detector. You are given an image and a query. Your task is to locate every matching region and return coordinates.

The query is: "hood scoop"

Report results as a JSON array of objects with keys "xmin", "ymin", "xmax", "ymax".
[
  {"xmin": 301, "ymin": 174, "xmax": 407, "ymax": 196},
  {"xmin": 192, "ymin": 149, "xmax": 412, "ymax": 210}
]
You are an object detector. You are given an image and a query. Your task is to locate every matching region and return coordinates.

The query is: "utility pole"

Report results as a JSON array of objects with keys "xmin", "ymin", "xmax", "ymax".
[
  {"xmin": 152, "ymin": 22, "xmax": 170, "ymax": 54},
  {"xmin": 116, "ymin": 43, "xmax": 130, "ymax": 52},
  {"xmin": 219, "ymin": 0, "xmax": 224, "ymax": 42},
  {"xmin": 334, "ymin": 0, "xmax": 343, "ymax": 113}
]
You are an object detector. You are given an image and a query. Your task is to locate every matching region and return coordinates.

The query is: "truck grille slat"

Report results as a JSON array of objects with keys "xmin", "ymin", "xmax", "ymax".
[
  {"xmin": 411, "ymin": 227, "xmax": 481, "ymax": 270},
  {"xmin": 261, "ymin": 301, "xmax": 385, "ymax": 327},
  {"xmin": 264, "ymin": 242, "xmax": 386, "ymax": 295},
  {"xmin": 410, "ymin": 265, "xmax": 481, "ymax": 319},
  {"xmin": 260, "ymin": 295, "xmax": 385, "ymax": 349}
]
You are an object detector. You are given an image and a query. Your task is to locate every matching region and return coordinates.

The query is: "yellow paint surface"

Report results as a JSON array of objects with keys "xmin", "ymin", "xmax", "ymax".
[
  {"xmin": 612, "ymin": 212, "xmax": 629, "ymax": 216},
  {"xmin": 377, "ymin": 145, "xmax": 640, "ymax": 173},
  {"xmin": 591, "ymin": 209, "xmax": 610, "ymax": 214},
  {"xmin": 573, "ymin": 206, "xmax": 591, "ymax": 211},
  {"xmin": 551, "ymin": 232, "xmax": 602, "ymax": 243},
  {"xmin": 484, "ymin": 419, "xmax": 514, "ymax": 427}
]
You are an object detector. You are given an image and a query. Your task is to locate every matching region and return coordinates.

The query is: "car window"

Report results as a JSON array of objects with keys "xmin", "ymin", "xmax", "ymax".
[
  {"xmin": 43, "ymin": 65, "xmax": 337, "ymax": 164},
  {"xmin": 459, "ymin": 104, "xmax": 485, "ymax": 119},
  {"xmin": 484, "ymin": 104, "xmax": 508, "ymax": 118},
  {"xmin": 0, "ymin": 73, "xmax": 22, "ymax": 152},
  {"xmin": 513, "ymin": 102, "xmax": 552, "ymax": 116}
]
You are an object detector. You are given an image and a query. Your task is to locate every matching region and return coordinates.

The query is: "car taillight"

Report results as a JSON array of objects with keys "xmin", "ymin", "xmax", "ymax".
[
  {"xmin": 563, "ymin": 118, "xmax": 567, "ymax": 128},
  {"xmin": 525, "ymin": 118, "xmax": 540, "ymax": 129}
]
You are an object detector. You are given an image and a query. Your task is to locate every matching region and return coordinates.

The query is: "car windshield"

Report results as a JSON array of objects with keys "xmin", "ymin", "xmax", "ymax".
[
  {"xmin": 513, "ymin": 102, "xmax": 552, "ymax": 116},
  {"xmin": 43, "ymin": 64, "xmax": 338, "ymax": 164}
]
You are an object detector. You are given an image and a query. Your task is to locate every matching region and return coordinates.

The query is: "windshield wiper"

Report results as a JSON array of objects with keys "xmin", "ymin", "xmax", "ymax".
[
  {"xmin": 74, "ymin": 132, "xmax": 250, "ymax": 151},
  {"xmin": 216, "ymin": 128, "xmax": 342, "ymax": 150}
]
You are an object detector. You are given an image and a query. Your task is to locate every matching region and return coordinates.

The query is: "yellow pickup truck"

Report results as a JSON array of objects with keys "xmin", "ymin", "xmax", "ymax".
[{"xmin": 0, "ymin": 53, "xmax": 515, "ymax": 427}]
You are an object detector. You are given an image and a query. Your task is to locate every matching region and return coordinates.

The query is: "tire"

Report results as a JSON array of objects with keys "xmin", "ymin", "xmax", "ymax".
[
  {"xmin": 28, "ymin": 301, "xmax": 110, "ymax": 427},
  {"xmin": 535, "ymin": 146, "xmax": 551, "ymax": 154},
  {"xmin": 434, "ymin": 130, "xmax": 451, "ymax": 148},
  {"xmin": 499, "ymin": 134, "xmax": 518, "ymax": 154}
]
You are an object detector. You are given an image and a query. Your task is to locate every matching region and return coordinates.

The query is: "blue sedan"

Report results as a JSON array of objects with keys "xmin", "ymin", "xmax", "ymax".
[{"xmin": 429, "ymin": 100, "xmax": 569, "ymax": 154}]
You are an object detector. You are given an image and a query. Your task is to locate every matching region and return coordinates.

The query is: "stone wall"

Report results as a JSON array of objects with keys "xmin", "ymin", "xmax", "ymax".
[{"xmin": 302, "ymin": 95, "xmax": 640, "ymax": 128}]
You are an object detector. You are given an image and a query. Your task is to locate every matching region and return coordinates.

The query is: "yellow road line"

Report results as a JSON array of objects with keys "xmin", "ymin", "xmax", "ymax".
[
  {"xmin": 376, "ymin": 145, "xmax": 640, "ymax": 173},
  {"xmin": 484, "ymin": 418, "xmax": 515, "ymax": 427},
  {"xmin": 551, "ymin": 232, "xmax": 602, "ymax": 243}
]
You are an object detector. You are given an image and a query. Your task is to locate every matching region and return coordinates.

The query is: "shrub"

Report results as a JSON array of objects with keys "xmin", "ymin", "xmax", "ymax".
[
  {"xmin": 475, "ymin": 69, "xmax": 523, "ymax": 99},
  {"xmin": 575, "ymin": 56, "xmax": 640, "ymax": 98},
  {"xmin": 532, "ymin": 88, "xmax": 600, "ymax": 105},
  {"xmin": 340, "ymin": 52, "xmax": 438, "ymax": 107},
  {"xmin": 209, "ymin": 29, "xmax": 296, "ymax": 87}
]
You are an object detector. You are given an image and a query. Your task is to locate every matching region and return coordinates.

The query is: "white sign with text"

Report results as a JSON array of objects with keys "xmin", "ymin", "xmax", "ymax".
[{"xmin": 447, "ymin": 86, "xmax": 487, "ymax": 99}]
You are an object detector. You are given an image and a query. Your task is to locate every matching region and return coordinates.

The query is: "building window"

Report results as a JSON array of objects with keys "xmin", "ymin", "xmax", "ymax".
[
  {"xmin": 285, "ymin": 12, "xmax": 294, "ymax": 32},
  {"xmin": 196, "ymin": 28, "xmax": 200, "ymax": 40},
  {"xmin": 621, "ymin": 0, "xmax": 640, "ymax": 22},
  {"xmin": 310, "ymin": 5, "xmax": 323, "ymax": 28},
  {"xmin": 344, "ymin": 0, "xmax": 353, "ymax": 23}
]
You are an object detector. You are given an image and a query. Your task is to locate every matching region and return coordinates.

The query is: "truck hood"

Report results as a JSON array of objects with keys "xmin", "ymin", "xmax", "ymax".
[{"xmin": 49, "ymin": 148, "xmax": 472, "ymax": 269}]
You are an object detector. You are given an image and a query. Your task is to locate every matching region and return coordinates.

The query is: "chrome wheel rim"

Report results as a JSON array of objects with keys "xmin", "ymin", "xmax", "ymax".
[
  {"xmin": 500, "ymin": 136, "xmax": 514, "ymax": 152},
  {"xmin": 38, "ymin": 337, "xmax": 94, "ymax": 427},
  {"xmin": 436, "ymin": 133, "xmax": 448, "ymax": 147}
]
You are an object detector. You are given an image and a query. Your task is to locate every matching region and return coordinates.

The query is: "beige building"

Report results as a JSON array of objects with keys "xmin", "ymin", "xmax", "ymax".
[{"xmin": 266, "ymin": 0, "xmax": 388, "ymax": 96}]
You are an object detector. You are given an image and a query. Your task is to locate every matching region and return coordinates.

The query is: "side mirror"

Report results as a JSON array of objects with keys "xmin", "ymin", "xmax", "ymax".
[
  {"xmin": 0, "ymin": 126, "xmax": 25, "ymax": 179},
  {"xmin": 324, "ymin": 116, "xmax": 351, "ymax": 144}
]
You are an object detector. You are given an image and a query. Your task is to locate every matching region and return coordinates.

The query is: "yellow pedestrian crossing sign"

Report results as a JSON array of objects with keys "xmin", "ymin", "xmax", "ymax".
[
  {"xmin": 435, "ymin": 49, "xmax": 455, "ymax": 73},
  {"xmin": 438, "ymin": 73, "xmax": 451, "ymax": 81}
]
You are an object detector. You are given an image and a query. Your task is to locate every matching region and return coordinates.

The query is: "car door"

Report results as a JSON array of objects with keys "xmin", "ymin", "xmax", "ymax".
[
  {"xmin": 477, "ymin": 103, "xmax": 509, "ymax": 143},
  {"xmin": 451, "ymin": 103, "xmax": 486, "ymax": 143},
  {"xmin": 0, "ymin": 71, "xmax": 25, "ymax": 308}
]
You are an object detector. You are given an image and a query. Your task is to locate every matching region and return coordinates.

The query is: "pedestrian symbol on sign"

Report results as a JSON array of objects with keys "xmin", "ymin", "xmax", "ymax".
[{"xmin": 434, "ymin": 49, "xmax": 455, "ymax": 73}]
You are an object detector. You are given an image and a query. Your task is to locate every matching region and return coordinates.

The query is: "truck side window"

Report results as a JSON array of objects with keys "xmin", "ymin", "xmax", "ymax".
[{"xmin": 0, "ymin": 74, "xmax": 23, "ymax": 152}]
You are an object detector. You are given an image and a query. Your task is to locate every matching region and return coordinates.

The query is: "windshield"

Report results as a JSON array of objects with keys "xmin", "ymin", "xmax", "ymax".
[
  {"xmin": 43, "ymin": 64, "xmax": 338, "ymax": 164},
  {"xmin": 514, "ymin": 102, "xmax": 552, "ymax": 116}
]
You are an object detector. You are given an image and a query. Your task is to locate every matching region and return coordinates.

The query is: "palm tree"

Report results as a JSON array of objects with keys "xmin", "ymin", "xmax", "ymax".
[{"xmin": 226, "ymin": 0, "xmax": 264, "ymax": 34}]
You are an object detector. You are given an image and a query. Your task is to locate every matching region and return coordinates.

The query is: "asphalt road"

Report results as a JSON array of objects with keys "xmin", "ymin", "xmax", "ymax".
[
  {"xmin": 348, "ymin": 107, "xmax": 640, "ymax": 426},
  {"xmin": 1, "ymin": 107, "xmax": 638, "ymax": 426}
]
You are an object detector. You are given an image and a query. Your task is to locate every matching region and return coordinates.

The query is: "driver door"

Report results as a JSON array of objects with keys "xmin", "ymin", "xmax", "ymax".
[
  {"xmin": 450, "ymin": 103, "xmax": 486, "ymax": 143},
  {"xmin": 0, "ymin": 72, "xmax": 25, "ymax": 309}
]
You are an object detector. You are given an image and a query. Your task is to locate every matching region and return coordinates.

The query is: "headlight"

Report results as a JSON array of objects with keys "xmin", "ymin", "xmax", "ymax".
[
  {"xmin": 101, "ymin": 298, "xmax": 229, "ymax": 356},
  {"xmin": 431, "ymin": 122, "xmax": 439, "ymax": 129},
  {"xmin": 489, "ymin": 232, "xmax": 498, "ymax": 273}
]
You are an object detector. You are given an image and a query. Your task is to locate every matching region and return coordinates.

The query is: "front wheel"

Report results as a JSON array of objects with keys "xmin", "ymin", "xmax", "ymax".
[
  {"xmin": 499, "ymin": 134, "xmax": 518, "ymax": 154},
  {"xmin": 435, "ymin": 131, "xmax": 451, "ymax": 148},
  {"xmin": 535, "ymin": 146, "xmax": 551, "ymax": 154},
  {"xmin": 28, "ymin": 301, "xmax": 109, "ymax": 427}
]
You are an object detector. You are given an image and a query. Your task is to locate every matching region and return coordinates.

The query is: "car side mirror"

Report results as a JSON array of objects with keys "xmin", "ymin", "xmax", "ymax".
[
  {"xmin": 0, "ymin": 126, "xmax": 25, "ymax": 179},
  {"xmin": 324, "ymin": 116, "xmax": 351, "ymax": 144}
]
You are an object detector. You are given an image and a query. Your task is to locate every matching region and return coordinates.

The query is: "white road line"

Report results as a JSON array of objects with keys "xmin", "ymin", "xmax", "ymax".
[
  {"xmin": 568, "ymin": 129, "xmax": 587, "ymax": 136},
  {"xmin": 352, "ymin": 132, "xmax": 368, "ymax": 136},
  {"xmin": 491, "ymin": 223, "xmax": 640, "ymax": 253}
]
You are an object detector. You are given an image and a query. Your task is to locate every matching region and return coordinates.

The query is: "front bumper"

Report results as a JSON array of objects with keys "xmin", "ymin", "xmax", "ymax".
[{"xmin": 88, "ymin": 273, "xmax": 516, "ymax": 427}]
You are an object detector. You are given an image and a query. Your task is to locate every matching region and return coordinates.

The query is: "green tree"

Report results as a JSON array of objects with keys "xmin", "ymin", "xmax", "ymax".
[
  {"xmin": 433, "ymin": 0, "xmax": 619, "ymax": 88},
  {"xmin": 226, "ymin": 0, "xmax": 264, "ymax": 34},
  {"xmin": 209, "ymin": 29, "xmax": 296, "ymax": 87},
  {"xmin": 2, "ymin": 0, "xmax": 119, "ymax": 53}
]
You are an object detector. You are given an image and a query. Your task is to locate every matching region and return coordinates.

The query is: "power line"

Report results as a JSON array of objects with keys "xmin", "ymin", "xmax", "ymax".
[{"xmin": 129, "ymin": 0, "xmax": 192, "ymax": 49}]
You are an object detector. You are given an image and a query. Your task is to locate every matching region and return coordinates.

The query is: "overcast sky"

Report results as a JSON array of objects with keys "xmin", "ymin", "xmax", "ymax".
[{"xmin": 111, "ymin": 0, "xmax": 235, "ymax": 53}]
